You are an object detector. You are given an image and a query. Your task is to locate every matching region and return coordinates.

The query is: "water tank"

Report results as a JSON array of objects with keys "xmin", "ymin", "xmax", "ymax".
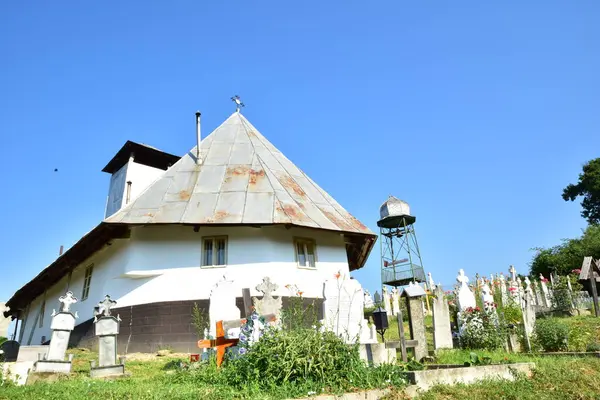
[
  {"xmin": 377, "ymin": 196, "xmax": 416, "ymax": 228},
  {"xmin": 379, "ymin": 196, "xmax": 411, "ymax": 219}
]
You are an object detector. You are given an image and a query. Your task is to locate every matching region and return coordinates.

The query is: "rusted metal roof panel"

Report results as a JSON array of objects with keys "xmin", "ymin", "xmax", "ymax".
[
  {"xmin": 181, "ymin": 192, "xmax": 219, "ymax": 223},
  {"xmin": 221, "ymin": 165, "xmax": 251, "ymax": 193},
  {"xmin": 213, "ymin": 192, "xmax": 245, "ymax": 223}
]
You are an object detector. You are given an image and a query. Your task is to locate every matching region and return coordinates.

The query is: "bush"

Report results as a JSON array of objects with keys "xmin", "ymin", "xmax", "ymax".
[
  {"xmin": 535, "ymin": 318, "xmax": 570, "ymax": 352},
  {"xmin": 459, "ymin": 306, "xmax": 505, "ymax": 351},
  {"xmin": 168, "ymin": 327, "xmax": 406, "ymax": 394}
]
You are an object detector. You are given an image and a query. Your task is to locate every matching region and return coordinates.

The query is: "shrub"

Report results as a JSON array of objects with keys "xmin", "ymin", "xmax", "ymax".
[
  {"xmin": 535, "ymin": 318, "xmax": 569, "ymax": 352},
  {"xmin": 459, "ymin": 306, "xmax": 505, "ymax": 351}
]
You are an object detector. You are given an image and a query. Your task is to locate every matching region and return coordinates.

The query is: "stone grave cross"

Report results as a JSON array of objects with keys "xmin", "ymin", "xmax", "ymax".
[
  {"xmin": 509, "ymin": 265, "xmax": 517, "ymax": 282},
  {"xmin": 59, "ymin": 292, "xmax": 78, "ymax": 313},
  {"xmin": 253, "ymin": 277, "xmax": 283, "ymax": 321},
  {"xmin": 33, "ymin": 291, "xmax": 78, "ymax": 374},
  {"xmin": 90, "ymin": 295, "xmax": 125, "ymax": 378},
  {"xmin": 97, "ymin": 295, "xmax": 117, "ymax": 318}
]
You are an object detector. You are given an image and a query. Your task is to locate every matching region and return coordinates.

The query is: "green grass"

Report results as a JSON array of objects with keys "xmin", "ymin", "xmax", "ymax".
[
  {"xmin": 6, "ymin": 316, "xmax": 600, "ymax": 399},
  {"xmin": 395, "ymin": 350, "xmax": 600, "ymax": 400}
]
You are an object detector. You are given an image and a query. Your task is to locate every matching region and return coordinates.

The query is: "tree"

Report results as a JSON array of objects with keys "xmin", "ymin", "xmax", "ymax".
[
  {"xmin": 562, "ymin": 158, "xmax": 600, "ymax": 225},
  {"xmin": 530, "ymin": 224, "xmax": 600, "ymax": 276}
]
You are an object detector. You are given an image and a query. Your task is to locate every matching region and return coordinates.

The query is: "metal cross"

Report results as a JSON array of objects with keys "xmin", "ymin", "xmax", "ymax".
[
  {"xmin": 98, "ymin": 295, "xmax": 117, "ymax": 317},
  {"xmin": 231, "ymin": 95, "xmax": 245, "ymax": 112},
  {"xmin": 59, "ymin": 291, "xmax": 78, "ymax": 312}
]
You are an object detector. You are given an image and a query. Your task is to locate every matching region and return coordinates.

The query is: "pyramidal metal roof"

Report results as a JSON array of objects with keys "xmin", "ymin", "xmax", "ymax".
[{"xmin": 105, "ymin": 111, "xmax": 374, "ymax": 235}]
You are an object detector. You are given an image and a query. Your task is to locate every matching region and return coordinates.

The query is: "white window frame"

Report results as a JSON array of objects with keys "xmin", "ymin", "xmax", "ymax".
[
  {"xmin": 201, "ymin": 236, "xmax": 228, "ymax": 268},
  {"xmin": 294, "ymin": 237, "xmax": 317, "ymax": 269},
  {"xmin": 82, "ymin": 264, "xmax": 94, "ymax": 301}
]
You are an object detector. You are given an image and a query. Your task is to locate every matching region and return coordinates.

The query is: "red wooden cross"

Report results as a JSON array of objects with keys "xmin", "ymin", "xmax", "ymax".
[{"xmin": 197, "ymin": 320, "xmax": 240, "ymax": 368}]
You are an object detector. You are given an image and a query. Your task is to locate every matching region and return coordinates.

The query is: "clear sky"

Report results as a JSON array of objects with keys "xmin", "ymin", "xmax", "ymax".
[{"xmin": 1, "ymin": 1, "xmax": 599, "ymax": 303}]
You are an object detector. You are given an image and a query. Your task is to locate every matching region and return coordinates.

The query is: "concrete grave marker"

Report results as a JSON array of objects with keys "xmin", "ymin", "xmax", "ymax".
[
  {"xmin": 321, "ymin": 273, "xmax": 374, "ymax": 344},
  {"xmin": 431, "ymin": 284, "xmax": 453, "ymax": 350},
  {"xmin": 456, "ymin": 269, "xmax": 476, "ymax": 311},
  {"xmin": 90, "ymin": 295, "xmax": 125, "ymax": 378},
  {"xmin": 252, "ymin": 277, "xmax": 282, "ymax": 321},
  {"xmin": 382, "ymin": 286, "xmax": 392, "ymax": 316},
  {"xmin": 498, "ymin": 273, "xmax": 508, "ymax": 306},
  {"xmin": 209, "ymin": 274, "xmax": 241, "ymax": 338},
  {"xmin": 391, "ymin": 287, "xmax": 400, "ymax": 316},
  {"xmin": 33, "ymin": 291, "xmax": 78, "ymax": 374},
  {"xmin": 364, "ymin": 290, "xmax": 375, "ymax": 308},
  {"xmin": 401, "ymin": 282, "xmax": 428, "ymax": 361},
  {"xmin": 539, "ymin": 274, "xmax": 552, "ymax": 308}
]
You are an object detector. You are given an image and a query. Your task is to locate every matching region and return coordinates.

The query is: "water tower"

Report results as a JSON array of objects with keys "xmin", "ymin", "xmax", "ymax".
[{"xmin": 378, "ymin": 196, "xmax": 426, "ymax": 288}]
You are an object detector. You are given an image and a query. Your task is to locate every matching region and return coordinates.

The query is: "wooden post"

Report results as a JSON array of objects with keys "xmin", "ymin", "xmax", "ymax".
[
  {"xmin": 590, "ymin": 260, "xmax": 600, "ymax": 317},
  {"xmin": 242, "ymin": 288, "xmax": 253, "ymax": 317},
  {"xmin": 396, "ymin": 308, "xmax": 408, "ymax": 362}
]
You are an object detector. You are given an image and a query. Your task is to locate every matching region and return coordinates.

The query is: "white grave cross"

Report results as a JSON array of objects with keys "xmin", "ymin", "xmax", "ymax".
[
  {"xmin": 97, "ymin": 295, "xmax": 117, "ymax": 317},
  {"xmin": 59, "ymin": 291, "xmax": 78, "ymax": 313}
]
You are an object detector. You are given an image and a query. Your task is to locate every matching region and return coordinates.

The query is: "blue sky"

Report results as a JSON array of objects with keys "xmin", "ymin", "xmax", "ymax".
[{"xmin": 1, "ymin": 1, "xmax": 599, "ymax": 303}]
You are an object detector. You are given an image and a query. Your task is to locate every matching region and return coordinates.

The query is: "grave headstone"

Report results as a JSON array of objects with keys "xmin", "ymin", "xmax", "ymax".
[
  {"xmin": 533, "ymin": 280, "xmax": 544, "ymax": 307},
  {"xmin": 456, "ymin": 269, "xmax": 476, "ymax": 311},
  {"xmin": 321, "ymin": 273, "xmax": 374, "ymax": 344},
  {"xmin": 382, "ymin": 286, "xmax": 392, "ymax": 316},
  {"xmin": 498, "ymin": 273, "xmax": 508, "ymax": 306},
  {"xmin": 431, "ymin": 284, "xmax": 453, "ymax": 350},
  {"xmin": 364, "ymin": 290, "xmax": 375, "ymax": 309},
  {"xmin": 481, "ymin": 280, "xmax": 494, "ymax": 305},
  {"xmin": 391, "ymin": 288, "xmax": 400, "ymax": 316},
  {"xmin": 427, "ymin": 272, "xmax": 436, "ymax": 291},
  {"xmin": 252, "ymin": 277, "xmax": 283, "ymax": 321},
  {"xmin": 401, "ymin": 282, "xmax": 428, "ymax": 361},
  {"xmin": 522, "ymin": 278, "xmax": 536, "ymax": 343},
  {"xmin": 33, "ymin": 291, "xmax": 78, "ymax": 374},
  {"xmin": 90, "ymin": 295, "xmax": 125, "ymax": 378},
  {"xmin": 517, "ymin": 277, "xmax": 525, "ymax": 308},
  {"xmin": 539, "ymin": 274, "xmax": 552, "ymax": 308},
  {"xmin": 508, "ymin": 266, "xmax": 520, "ymax": 305},
  {"xmin": 209, "ymin": 274, "xmax": 241, "ymax": 338}
]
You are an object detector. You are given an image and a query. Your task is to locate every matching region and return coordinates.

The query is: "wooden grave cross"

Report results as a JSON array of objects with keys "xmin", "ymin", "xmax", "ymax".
[
  {"xmin": 196, "ymin": 287, "xmax": 276, "ymax": 367},
  {"xmin": 197, "ymin": 320, "xmax": 240, "ymax": 368}
]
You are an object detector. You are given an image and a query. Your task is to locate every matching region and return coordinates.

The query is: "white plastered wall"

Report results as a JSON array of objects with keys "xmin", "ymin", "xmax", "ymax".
[{"xmin": 19, "ymin": 225, "xmax": 352, "ymax": 345}]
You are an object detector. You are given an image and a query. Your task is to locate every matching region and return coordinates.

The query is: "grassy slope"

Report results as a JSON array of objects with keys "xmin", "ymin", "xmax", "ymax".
[{"xmin": 4, "ymin": 316, "xmax": 600, "ymax": 399}]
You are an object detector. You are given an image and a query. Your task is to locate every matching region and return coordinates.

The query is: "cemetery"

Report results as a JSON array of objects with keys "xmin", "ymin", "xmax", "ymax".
[
  {"xmin": 1, "ymin": 102, "xmax": 599, "ymax": 400},
  {"xmin": 3, "ymin": 203, "xmax": 600, "ymax": 399}
]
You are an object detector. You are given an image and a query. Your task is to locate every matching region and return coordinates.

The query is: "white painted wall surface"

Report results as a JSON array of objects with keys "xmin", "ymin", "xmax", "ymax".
[
  {"xmin": 19, "ymin": 225, "xmax": 352, "ymax": 346},
  {"xmin": 105, "ymin": 160, "xmax": 166, "ymax": 218}
]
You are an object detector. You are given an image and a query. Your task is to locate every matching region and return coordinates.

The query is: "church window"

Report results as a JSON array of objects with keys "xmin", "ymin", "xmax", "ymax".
[
  {"xmin": 39, "ymin": 299, "xmax": 46, "ymax": 328},
  {"xmin": 202, "ymin": 236, "xmax": 227, "ymax": 267},
  {"xmin": 294, "ymin": 238, "xmax": 317, "ymax": 269},
  {"xmin": 82, "ymin": 264, "xmax": 94, "ymax": 301}
]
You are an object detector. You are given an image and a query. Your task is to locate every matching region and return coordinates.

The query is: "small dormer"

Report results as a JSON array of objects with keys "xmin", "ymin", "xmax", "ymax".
[{"xmin": 102, "ymin": 141, "xmax": 180, "ymax": 218}]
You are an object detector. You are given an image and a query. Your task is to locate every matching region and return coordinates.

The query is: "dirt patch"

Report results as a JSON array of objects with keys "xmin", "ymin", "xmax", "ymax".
[{"xmin": 121, "ymin": 352, "xmax": 191, "ymax": 362}]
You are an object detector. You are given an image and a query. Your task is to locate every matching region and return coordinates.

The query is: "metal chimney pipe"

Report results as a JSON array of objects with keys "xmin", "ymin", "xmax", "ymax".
[
  {"xmin": 59, "ymin": 245, "xmax": 64, "ymax": 256},
  {"xmin": 195, "ymin": 111, "xmax": 202, "ymax": 164}
]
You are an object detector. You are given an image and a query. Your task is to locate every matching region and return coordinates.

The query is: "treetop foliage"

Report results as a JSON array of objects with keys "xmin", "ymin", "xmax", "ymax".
[{"xmin": 562, "ymin": 158, "xmax": 600, "ymax": 225}]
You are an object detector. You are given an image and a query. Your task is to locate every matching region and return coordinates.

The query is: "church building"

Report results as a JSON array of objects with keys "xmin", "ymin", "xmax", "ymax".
[{"xmin": 4, "ymin": 106, "xmax": 376, "ymax": 352}]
